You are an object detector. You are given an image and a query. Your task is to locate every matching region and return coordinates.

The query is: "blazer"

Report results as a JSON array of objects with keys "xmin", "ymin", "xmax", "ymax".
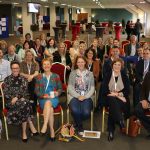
[
  {"xmin": 135, "ymin": 59, "xmax": 150, "ymax": 83},
  {"xmin": 141, "ymin": 71, "xmax": 150, "ymax": 101},
  {"xmin": 53, "ymin": 51, "xmax": 72, "ymax": 67},
  {"xmin": 125, "ymin": 43, "xmax": 140, "ymax": 56},
  {"xmin": 102, "ymin": 70, "xmax": 130, "ymax": 103}
]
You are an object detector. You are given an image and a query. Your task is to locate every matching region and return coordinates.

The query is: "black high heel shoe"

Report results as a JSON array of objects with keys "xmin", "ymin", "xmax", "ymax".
[
  {"xmin": 49, "ymin": 137, "xmax": 56, "ymax": 142},
  {"xmin": 22, "ymin": 138, "xmax": 28, "ymax": 143},
  {"xmin": 108, "ymin": 132, "xmax": 114, "ymax": 142}
]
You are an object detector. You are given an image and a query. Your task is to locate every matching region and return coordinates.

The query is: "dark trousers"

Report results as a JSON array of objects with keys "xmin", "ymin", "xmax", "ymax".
[
  {"xmin": 69, "ymin": 98, "xmax": 93, "ymax": 128},
  {"xmin": 133, "ymin": 82, "xmax": 142, "ymax": 107},
  {"xmin": 107, "ymin": 96, "xmax": 128, "ymax": 132},
  {"xmin": 28, "ymin": 79, "xmax": 37, "ymax": 113},
  {"xmin": 134, "ymin": 103, "xmax": 150, "ymax": 133}
]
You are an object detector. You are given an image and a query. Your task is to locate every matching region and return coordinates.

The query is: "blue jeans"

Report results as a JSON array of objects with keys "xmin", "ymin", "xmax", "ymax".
[{"xmin": 69, "ymin": 98, "xmax": 93, "ymax": 129}]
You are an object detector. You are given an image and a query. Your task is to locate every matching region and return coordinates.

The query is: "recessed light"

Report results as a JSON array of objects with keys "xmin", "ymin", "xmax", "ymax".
[{"xmin": 52, "ymin": 2, "xmax": 58, "ymax": 4}]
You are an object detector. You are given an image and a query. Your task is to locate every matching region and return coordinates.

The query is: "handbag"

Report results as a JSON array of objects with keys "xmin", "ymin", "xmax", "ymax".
[
  {"xmin": 128, "ymin": 116, "xmax": 141, "ymax": 137},
  {"xmin": 57, "ymin": 123, "xmax": 84, "ymax": 142}
]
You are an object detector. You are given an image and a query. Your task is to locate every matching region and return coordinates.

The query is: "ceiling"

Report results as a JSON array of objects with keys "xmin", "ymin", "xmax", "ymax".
[{"xmin": 0, "ymin": 0, "xmax": 149, "ymax": 9}]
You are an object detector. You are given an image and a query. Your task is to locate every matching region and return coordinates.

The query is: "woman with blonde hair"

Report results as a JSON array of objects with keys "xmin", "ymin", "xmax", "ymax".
[
  {"xmin": 35, "ymin": 58, "xmax": 62, "ymax": 141},
  {"xmin": 20, "ymin": 50, "xmax": 39, "ymax": 111}
]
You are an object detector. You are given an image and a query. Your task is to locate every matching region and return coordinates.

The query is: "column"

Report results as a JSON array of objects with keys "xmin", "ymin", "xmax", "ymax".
[
  {"xmin": 22, "ymin": 3, "xmax": 33, "ymax": 39},
  {"xmin": 64, "ymin": 7, "xmax": 69, "ymax": 31},
  {"xmin": 50, "ymin": 4, "xmax": 56, "ymax": 37},
  {"xmin": 72, "ymin": 8, "xmax": 77, "ymax": 22}
]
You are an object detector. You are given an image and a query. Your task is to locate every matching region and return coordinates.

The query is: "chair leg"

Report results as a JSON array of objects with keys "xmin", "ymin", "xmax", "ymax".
[
  {"xmin": 91, "ymin": 111, "xmax": 93, "ymax": 131},
  {"xmin": 61, "ymin": 109, "xmax": 64, "ymax": 125},
  {"xmin": 102, "ymin": 107, "xmax": 105, "ymax": 133},
  {"xmin": 37, "ymin": 112, "xmax": 40, "ymax": 133},
  {"xmin": 4, "ymin": 116, "xmax": 9, "ymax": 140},
  {"xmin": 67, "ymin": 108, "xmax": 70, "ymax": 123},
  {"xmin": 126, "ymin": 119, "xmax": 129, "ymax": 135}
]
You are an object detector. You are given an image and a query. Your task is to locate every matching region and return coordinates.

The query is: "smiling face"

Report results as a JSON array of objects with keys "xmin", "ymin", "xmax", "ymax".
[
  {"xmin": 26, "ymin": 51, "xmax": 33, "ymax": 62},
  {"xmin": 76, "ymin": 58, "xmax": 86, "ymax": 71},
  {"xmin": 11, "ymin": 63, "xmax": 20, "ymax": 76},
  {"xmin": 49, "ymin": 39, "xmax": 55, "ymax": 47},
  {"xmin": 42, "ymin": 60, "xmax": 51, "ymax": 73},
  {"xmin": 143, "ymin": 49, "xmax": 150, "ymax": 60},
  {"xmin": 87, "ymin": 50, "xmax": 94, "ymax": 60},
  {"xmin": 112, "ymin": 61, "xmax": 122, "ymax": 73}
]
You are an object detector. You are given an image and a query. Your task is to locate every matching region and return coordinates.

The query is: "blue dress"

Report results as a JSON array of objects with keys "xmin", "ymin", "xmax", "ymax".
[{"xmin": 39, "ymin": 76, "xmax": 59, "ymax": 109}]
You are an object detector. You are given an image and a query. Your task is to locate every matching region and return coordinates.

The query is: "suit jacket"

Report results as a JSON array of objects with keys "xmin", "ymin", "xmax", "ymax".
[
  {"xmin": 141, "ymin": 71, "xmax": 150, "ymax": 101},
  {"xmin": 102, "ymin": 70, "xmax": 130, "ymax": 102},
  {"xmin": 125, "ymin": 43, "xmax": 140, "ymax": 56},
  {"xmin": 53, "ymin": 51, "xmax": 72, "ymax": 67},
  {"xmin": 135, "ymin": 59, "xmax": 150, "ymax": 83}
]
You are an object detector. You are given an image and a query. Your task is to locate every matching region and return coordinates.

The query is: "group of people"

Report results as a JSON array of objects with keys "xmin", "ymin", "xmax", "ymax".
[
  {"xmin": 0, "ymin": 30, "xmax": 150, "ymax": 143},
  {"xmin": 125, "ymin": 19, "xmax": 143, "ymax": 42}
]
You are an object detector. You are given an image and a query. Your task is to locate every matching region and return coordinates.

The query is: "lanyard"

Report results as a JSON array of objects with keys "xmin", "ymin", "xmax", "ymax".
[
  {"xmin": 43, "ymin": 74, "xmax": 51, "ymax": 91},
  {"xmin": 88, "ymin": 63, "xmax": 92, "ymax": 71},
  {"xmin": 27, "ymin": 63, "xmax": 32, "ymax": 75}
]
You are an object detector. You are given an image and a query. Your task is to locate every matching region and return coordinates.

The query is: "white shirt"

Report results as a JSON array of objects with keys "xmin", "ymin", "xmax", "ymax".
[
  {"xmin": 130, "ymin": 44, "xmax": 136, "ymax": 56},
  {"xmin": 0, "ymin": 59, "xmax": 11, "ymax": 81}
]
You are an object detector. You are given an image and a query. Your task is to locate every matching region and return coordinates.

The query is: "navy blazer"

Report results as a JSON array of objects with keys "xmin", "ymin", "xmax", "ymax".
[
  {"xmin": 125, "ymin": 43, "xmax": 140, "ymax": 56},
  {"xmin": 141, "ymin": 71, "xmax": 150, "ymax": 101},
  {"xmin": 102, "ymin": 70, "xmax": 130, "ymax": 102},
  {"xmin": 135, "ymin": 59, "xmax": 150, "ymax": 83}
]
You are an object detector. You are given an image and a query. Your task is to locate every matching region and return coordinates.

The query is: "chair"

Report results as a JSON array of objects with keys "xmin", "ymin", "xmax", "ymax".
[
  {"xmin": 121, "ymin": 40, "xmax": 130, "ymax": 50},
  {"xmin": 101, "ymin": 107, "xmax": 129, "ymax": 134},
  {"xmin": 0, "ymin": 82, "xmax": 9, "ymax": 140},
  {"xmin": 66, "ymin": 90, "xmax": 97, "ymax": 131},
  {"xmin": 36, "ymin": 103, "xmax": 64, "ymax": 134},
  {"xmin": 64, "ymin": 40, "xmax": 72, "ymax": 50}
]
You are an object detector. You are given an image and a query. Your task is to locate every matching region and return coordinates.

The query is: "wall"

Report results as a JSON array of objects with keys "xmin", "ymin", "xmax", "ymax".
[
  {"xmin": 0, "ymin": 4, "xmax": 13, "ymax": 34},
  {"xmin": 91, "ymin": 8, "xmax": 132, "ymax": 23}
]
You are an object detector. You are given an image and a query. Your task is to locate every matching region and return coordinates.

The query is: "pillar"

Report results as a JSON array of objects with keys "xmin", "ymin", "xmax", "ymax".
[{"xmin": 50, "ymin": 4, "xmax": 56, "ymax": 37}]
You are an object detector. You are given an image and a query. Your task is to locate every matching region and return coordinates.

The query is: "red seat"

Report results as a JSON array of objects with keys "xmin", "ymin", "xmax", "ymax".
[
  {"xmin": 51, "ymin": 62, "xmax": 67, "ymax": 92},
  {"xmin": 64, "ymin": 40, "xmax": 72, "ymax": 50}
]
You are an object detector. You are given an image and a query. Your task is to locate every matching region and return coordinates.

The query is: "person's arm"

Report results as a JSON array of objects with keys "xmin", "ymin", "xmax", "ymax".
[
  {"xmin": 44, "ymin": 48, "xmax": 52, "ymax": 57},
  {"xmin": 68, "ymin": 71, "xmax": 80, "ymax": 98},
  {"xmin": 84, "ymin": 72, "xmax": 95, "ymax": 99},
  {"xmin": 53, "ymin": 74, "xmax": 62, "ymax": 96}
]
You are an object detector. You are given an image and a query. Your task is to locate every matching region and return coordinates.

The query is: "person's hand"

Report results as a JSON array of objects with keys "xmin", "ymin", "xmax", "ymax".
[
  {"xmin": 11, "ymin": 97, "xmax": 18, "ymax": 105},
  {"xmin": 27, "ymin": 75, "xmax": 34, "ymax": 82},
  {"xmin": 54, "ymin": 91, "xmax": 59, "ymax": 97},
  {"xmin": 78, "ymin": 96, "xmax": 85, "ymax": 101},
  {"xmin": 43, "ymin": 94, "xmax": 49, "ymax": 99},
  {"xmin": 66, "ymin": 66, "xmax": 71, "ymax": 70},
  {"xmin": 108, "ymin": 92, "xmax": 118, "ymax": 97},
  {"xmin": 140, "ymin": 100, "xmax": 149, "ymax": 109},
  {"xmin": 117, "ymin": 96, "xmax": 126, "ymax": 103}
]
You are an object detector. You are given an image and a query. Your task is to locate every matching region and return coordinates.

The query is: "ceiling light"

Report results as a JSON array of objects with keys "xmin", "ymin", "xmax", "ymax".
[
  {"xmin": 44, "ymin": 6, "xmax": 49, "ymax": 7},
  {"xmin": 52, "ymin": 2, "xmax": 58, "ymax": 4},
  {"xmin": 72, "ymin": 6, "xmax": 76, "ymax": 8},
  {"xmin": 61, "ymin": 4, "xmax": 66, "ymax": 6},
  {"xmin": 41, "ymin": 0, "xmax": 48, "ymax": 2},
  {"xmin": 139, "ymin": 1, "xmax": 146, "ymax": 3},
  {"xmin": 13, "ymin": 2, "xmax": 19, "ymax": 5}
]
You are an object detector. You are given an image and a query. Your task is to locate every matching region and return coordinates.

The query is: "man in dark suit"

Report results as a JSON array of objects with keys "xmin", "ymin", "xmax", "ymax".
[
  {"xmin": 134, "ymin": 72, "xmax": 150, "ymax": 138},
  {"xmin": 125, "ymin": 35, "xmax": 140, "ymax": 57},
  {"xmin": 134, "ymin": 49, "xmax": 150, "ymax": 107}
]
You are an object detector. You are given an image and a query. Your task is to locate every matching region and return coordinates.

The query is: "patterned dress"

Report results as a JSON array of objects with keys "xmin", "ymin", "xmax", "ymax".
[{"xmin": 3, "ymin": 74, "xmax": 33, "ymax": 125}]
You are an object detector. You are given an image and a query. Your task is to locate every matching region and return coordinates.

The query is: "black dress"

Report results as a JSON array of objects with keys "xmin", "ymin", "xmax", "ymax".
[{"xmin": 3, "ymin": 74, "xmax": 33, "ymax": 125}]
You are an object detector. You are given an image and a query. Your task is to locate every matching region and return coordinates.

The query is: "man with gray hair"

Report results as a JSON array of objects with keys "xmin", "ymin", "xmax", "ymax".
[{"xmin": 3, "ymin": 44, "xmax": 21, "ymax": 62}]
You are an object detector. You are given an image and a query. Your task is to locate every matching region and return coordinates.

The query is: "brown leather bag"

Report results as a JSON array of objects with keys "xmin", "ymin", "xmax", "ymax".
[{"xmin": 128, "ymin": 116, "xmax": 141, "ymax": 137}]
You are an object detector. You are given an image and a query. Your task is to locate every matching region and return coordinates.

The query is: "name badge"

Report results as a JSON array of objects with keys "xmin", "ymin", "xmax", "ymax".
[{"xmin": 81, "ymin": 91, "xmax": 84, "ymax": 96}]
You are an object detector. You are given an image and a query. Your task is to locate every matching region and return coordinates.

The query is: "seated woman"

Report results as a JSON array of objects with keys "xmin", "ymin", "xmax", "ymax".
[
  {"xmin": 20, "ymin": 50, "xmax": 39, "ymax": 112},
  {"xmin": 3, "ymin": 61, "xmax": 38, "ymax": 142},
  {"xmin": 35, "ymin": 58, "xmax": 62, "ymax": 141},
  {"xmin": 68, "ymin": 56, "xmax": 95, "ymax": 132},
  {"xmin": 53, "ymin": 42, "xmax": 72, "ymax": 80},
  {"xmin": 84, "ymin": 48, "xmax": 101, "ymax": 84},
  {"xmin": 102, "ymin": 58, "xmax": 130, "ymax": 141},
  {"xmin": 44, "ymin": 38, "xmax": 57, "ymax": 60},
  {"xmin": 18, "ymin": 41, "xmax": 37, "ymax": 61}
]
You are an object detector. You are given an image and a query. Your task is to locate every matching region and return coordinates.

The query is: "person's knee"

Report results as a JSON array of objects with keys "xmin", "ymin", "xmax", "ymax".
[{"xmin": 82, "ymin": 110, "xmax": 91, "ymax": 119}]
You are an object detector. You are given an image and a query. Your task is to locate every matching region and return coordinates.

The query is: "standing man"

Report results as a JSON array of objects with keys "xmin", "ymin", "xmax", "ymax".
[{"xmin": 134, "ymin": 19, "xmax": 142, "ymax": 42}]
